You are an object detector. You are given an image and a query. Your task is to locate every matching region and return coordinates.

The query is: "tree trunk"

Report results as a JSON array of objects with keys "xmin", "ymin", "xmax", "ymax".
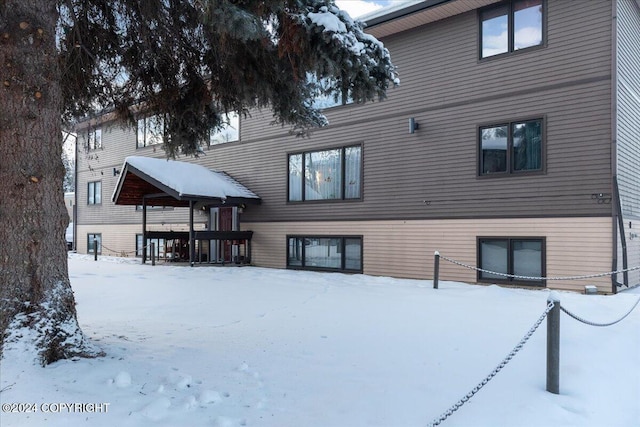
[{"xmin": 0, "ymin": 0, "xmax": 101, "ymax": 364}]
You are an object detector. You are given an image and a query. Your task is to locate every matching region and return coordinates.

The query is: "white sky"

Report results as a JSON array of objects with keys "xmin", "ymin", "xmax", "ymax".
[{"xmin": 335, "ymin": 0, "xmax": 392, "ymax": 18}]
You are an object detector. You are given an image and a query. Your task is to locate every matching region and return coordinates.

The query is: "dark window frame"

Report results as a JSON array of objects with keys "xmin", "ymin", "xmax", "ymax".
[
  {"xmin": 478, "ymin": 116, "xmax": 545, "ymax": 177},
  {"xmin": 477, "ymin": 236, "xmax": 546, "ymax": 286},
  {"xmin": 136, "ymin": 114, "xmax": 165, "ymax": 148},
  {"xmin": 87, "ymin": 180, "xmax": 102, "ymax": 205},
  {"xmin": 208, "ymin": 111, "xmax": 240, "ymax": 146},
  {"xmin": 87, "ymin": 127, "xmax": 102, "ymax": 150},
  {"xmin": 87, "ymin": 233, "xmax": 102, "ymax": 254},
  {"xmin": 287, "ymin": 144, "xmax": 363, "ymax": 203},
  {"xmin": 479, "ymin": 0, "xmax": 546, "ymax": 60},
  {"xmin": 286, "ymin": 235, "xmax": 363, "ymax": 273},
  {"xmin": 135, "ymin": 234, "xmax": 166, "ymax": 258}
]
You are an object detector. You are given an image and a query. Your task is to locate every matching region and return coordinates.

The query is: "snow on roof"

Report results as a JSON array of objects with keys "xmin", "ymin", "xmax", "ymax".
[{"xmin": 113, "ymin": 156, "xmax": 259, "ymax": 202}]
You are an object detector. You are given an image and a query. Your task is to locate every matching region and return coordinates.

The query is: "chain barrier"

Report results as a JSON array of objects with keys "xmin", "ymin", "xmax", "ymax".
[
  {"xmin": 98, "ymin": 243, "xmax": 149, "ymax": 257},
  {"xmin": 438, "ymin": 254, "xmax": 640, "ymax": 281},
  {"xmin": 427, "ymin": 301, "xmax": 555, "ymax": 427},
  {"xmin": 560, "ymin": 296, "xmax": 640, "ymax": 327}
]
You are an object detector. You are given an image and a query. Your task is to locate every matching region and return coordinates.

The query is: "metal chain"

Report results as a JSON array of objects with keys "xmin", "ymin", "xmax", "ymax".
[
  {"xmin": 439, "ymin": 254, "xmax": 640, "ymax": 281},
  {"xmin": 560, "ymin": 296, "xmax": 640, "ymax": 327},
  {"xmin": 98, "ymin": 243, "xmax": 149, "ymax": 256},
  {"xmin": 427, "ymin": 301, "xmax": 555, "ymax": 427}
]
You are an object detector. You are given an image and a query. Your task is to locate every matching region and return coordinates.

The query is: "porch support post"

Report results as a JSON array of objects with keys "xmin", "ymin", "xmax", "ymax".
[
  {"xmin": 142, "ymin": 198, "xmax": 147, "ymax": 264},
  {"xmin": 189, "ymin": 200, "xmax": 195, "ymax": 267}
]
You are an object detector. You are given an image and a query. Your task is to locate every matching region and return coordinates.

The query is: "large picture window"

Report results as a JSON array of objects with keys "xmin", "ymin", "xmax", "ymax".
[
  {"xmin": 87, "ymin": 181, "xmax": 101, "ymax": 205},
  {"xmin": 478, "ymin": 237, "xmax": 545, "ymax": 286},
  {"xmin": 287, "ymin": 236, "xmax": 362, "ymax": 272},
  {"xmin": 288, "ymin": 145, "xmax": 362, "ymax": 202},
  {"xmin": 480, "ymin": 118, "xmax": 543, "ymax": 176},
  {"xmin": 480, "ymin": 0, "xmax": 544, "ymax": 59},
  {"xmin": 137, "ymin": 115, "xmax": 165, "ymax": 148}
]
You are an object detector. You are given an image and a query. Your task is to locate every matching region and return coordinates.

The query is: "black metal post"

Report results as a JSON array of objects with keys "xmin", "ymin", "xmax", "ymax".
[
  {"xmin": 546, "ymin": 297, "xmax": 560, "ymax": 394},
  {"xmin": 189, "ymin": 200, "xmax": 194, "ymax": 267},
  {"xmin": 433, "ymin": 251, "xmax": 440, "ymax": 289},
  {"xmin": 93, "ymin": 238, "xmax": 98, "ymax": 261},
  {"xmin": 142, "ymin": 199, "xmax": 147, "ymax": 264},
  {"xmin": 151, "ymin": 242, "xmax": 156, "ymax": 266}
]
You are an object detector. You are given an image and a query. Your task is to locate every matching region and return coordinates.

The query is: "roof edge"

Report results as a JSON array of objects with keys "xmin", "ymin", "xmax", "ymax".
[{"xmin": 363, "ymin": 0, "xmax": 454, "ymax": 27}]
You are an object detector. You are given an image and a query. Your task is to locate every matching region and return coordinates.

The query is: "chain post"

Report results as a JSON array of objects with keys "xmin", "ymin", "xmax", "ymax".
[
  {"xmin": 433, "ymin": 251, "xmax": 440, "ymax": 289},
  {"xmin": 93, "ymin": 238, "xmax": 98, "ymax": 261},
  {"xmin": 546, "ymin": 294, "xmax": 560, "ymax": 394},
  {"xmin": 151, "ymin": 242, "xmax": 156, "ymax": 266}
]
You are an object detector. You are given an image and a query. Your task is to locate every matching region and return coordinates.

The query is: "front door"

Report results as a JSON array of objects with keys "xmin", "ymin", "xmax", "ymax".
[{"xmin": 219, "ymin": 207, "xmax": 234, "ymax": 263}]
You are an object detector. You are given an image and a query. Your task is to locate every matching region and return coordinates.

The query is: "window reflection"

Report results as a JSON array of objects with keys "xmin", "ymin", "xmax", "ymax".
[
  {"xmin": 514, "ymin": 0, "xmax": 543, "ymax": 50},
  {"xmin": 288, "ymin": 145, "xmax": 361, "ymax": 202},
  {"xmin": 481, "ymin": 125, "xmax": 508, "ymax": 174},
  {"xmin": 210, "ymin": 112, "xmax": 239, "ymax": 145},
  {"xmin": 288, "ymin": 154, "xmax": 303, "ymax": 201},
  {"xmin": 481, "ymin": 6, "xmax": 508, "ymax": 58},
  {"xmin": 481, "ymin": 0, "xmax": 543, "ymax": 58},
  {"xmin": 480, "ymin": 119, "xmax": 542, "ymax": 176}
]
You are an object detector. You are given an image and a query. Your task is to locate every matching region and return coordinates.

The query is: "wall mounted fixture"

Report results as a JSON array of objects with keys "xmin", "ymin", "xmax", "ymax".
[
  {"xmin": 409, "ymin": 117, "xmax": 419, "ymax": 134},
  {"xmin": 113, "ymin": 167, "xmax": 121, "ymax": 176}
]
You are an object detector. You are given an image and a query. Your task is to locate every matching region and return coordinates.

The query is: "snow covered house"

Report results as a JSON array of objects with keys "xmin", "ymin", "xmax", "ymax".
[{"xmin": 74, "ymin": 0, "xmax": 640, "ymax": 293}]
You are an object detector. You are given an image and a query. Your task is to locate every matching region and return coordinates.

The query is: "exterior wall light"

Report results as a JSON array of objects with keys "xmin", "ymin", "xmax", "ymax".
[{"xmin": 409, "ymin": 117, "xmax": 419, "ymax": 134}]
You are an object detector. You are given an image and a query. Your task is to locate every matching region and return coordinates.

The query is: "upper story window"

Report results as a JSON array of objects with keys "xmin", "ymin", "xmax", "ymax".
[
  {"xmin": 87, "ymin": 181, "xmax": 102, "ymax": 205},
  {"xmin": 288, "ymin": 145, "xmax": 362, "ymax": 202},
  {"xmin": 480, "ymin": 118, "xmax": 543, "ymax": 176},
  {"xmin": 137, "ymin": 115, "xmax": 165, "ymax": 148},
  {"xmin": 88, "ymin": 128, "xmax": 102, "ymax": 150},
  {"xmin": 308, "ymin": 75, "xmax": 353, "ymax": 110},
  {"xmin": 210, "ymin": 112, "xmax": 239, "ymax": 145},
  {"xmin": 480, "ymin": 0, "xmax": 544, "ymax": 59}
]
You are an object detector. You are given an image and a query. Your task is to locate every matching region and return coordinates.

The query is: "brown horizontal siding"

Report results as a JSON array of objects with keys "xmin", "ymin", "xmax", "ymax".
[
  {"xmin": 243, "ymin": 216, "xmax": 613, "ymax": 293},
  {"xmin": 238, "ymin": 1, "xmax": 612, "ymax": 140},
  {"xmin": 232, "ymin": 77, "xmax": 613, "ymax": 223}
]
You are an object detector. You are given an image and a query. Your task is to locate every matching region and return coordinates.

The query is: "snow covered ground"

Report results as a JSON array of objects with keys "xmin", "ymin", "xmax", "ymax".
[{"xmin": 1, "ymin": 254, "xmax": 639, "ymax": 427}]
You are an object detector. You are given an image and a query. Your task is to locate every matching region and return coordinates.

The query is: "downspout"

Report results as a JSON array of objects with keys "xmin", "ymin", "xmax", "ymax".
[
  {"xmin": 73, "ymin": 132, "xmax": 78, "ymax": 252},
  {"xmin": 614, "ymin": 177, "xmax": 629, "ymax": 288},
  {"xmin": 611, "ymin": 0, "xmax": 619, "ymax": 294}
]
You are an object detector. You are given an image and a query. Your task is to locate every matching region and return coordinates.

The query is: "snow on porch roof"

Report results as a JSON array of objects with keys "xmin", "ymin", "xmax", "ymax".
[{"xmin": 112, "ymin": 156, "xmax": 260, "ymax": 207}]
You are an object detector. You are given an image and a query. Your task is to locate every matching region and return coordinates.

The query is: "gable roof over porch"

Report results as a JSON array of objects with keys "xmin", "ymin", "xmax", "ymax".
[{"xmin": 111, "ymin": 156, "xmax": 260, "ymax": 207}]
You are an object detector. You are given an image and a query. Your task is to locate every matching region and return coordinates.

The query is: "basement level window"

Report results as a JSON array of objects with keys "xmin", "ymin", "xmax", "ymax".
[
  {"xmin": 287, "ymin": 236, "xmax": 362, "ymax": 273},
  {"xmin": 477, "ymin": 237, "xmax": 545, "ymax": 286}
]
